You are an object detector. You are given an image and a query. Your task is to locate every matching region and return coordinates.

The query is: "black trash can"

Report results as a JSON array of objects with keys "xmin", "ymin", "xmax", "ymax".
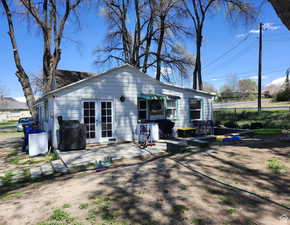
[
  {"xmin": 155, "ymin": 119, "xmax": 175, "ymax": 139},
  {"xmin": 58, "ymin": 117, "xmax": 86, "ymax": 151}
]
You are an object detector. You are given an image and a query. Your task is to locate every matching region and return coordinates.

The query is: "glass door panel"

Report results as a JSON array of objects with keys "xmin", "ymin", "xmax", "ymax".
[
  {"xmin": 83, "ymin": 101, "xmax": 96, "ymax": 139},
  {"xmin": 100, "ymin": 101, "xmax": 113, "ymax": 138}
]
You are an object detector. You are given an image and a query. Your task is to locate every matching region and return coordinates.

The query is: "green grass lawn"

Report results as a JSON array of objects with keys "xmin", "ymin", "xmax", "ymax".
[
  {"xmin": 215, "ymin": 110, "xmax": 290, "ymax": 129},
  {"xmin": 0, "ymin": 130, "xmax": 22, "ymax": 136},
  {"xmin": 0, "ymin": 120, "xmax": 17, "ymax": 127},
  {"xmin": 217, "ymin": 108, "xmax": 290, "ymax": 113},
  {"xmin": 215, "ymin": 99, "xmax": 290, "ymax": 109}
]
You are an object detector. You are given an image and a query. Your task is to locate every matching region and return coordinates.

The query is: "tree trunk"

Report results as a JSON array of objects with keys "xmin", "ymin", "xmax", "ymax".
[
  {"xmin": 193, "ymin": 29, "xmax": 203, "ymax": 90},
  {"xmin": 142, "ymin": 9, "xmax": 154, "ymax": 73},
  {"xmin": 1, "ymin": 0, "xmax": 37, "ymax": 119},
  {"xmin": 133, "ymin": 0, "xmax": 141, "ymax": 68},
  {"xmin": 156, "ymin": 15, "xmax": 166, "ymax": 81}
]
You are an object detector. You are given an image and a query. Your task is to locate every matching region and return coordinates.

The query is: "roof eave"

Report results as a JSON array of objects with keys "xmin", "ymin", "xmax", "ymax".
[{"xmin": 39, "ymin": 64, "xmax": 216, "ymax": 98}]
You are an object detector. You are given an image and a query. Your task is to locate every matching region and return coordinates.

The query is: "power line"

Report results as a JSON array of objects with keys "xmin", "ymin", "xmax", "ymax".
[
  {"xmin": 264, "ymin": 39, "xmax": 290, "ymax": 42},
  {"xmin": 205, "ymin": 68, "xmax": 286, "ymax": 81},
  {"xmin": 202, "ymin": 22, "xmax": 288, "ymax": 71},
  {"xmin": 203, "ymin": 34, "xmax": 251, "ymax": 70},
  {"xmin": 204, "ymin": 39, "xmax": 256, "ymax": 74},
  {"xmin": 204, "ymin": 66, "xmax": 288, "ymax": 81}
]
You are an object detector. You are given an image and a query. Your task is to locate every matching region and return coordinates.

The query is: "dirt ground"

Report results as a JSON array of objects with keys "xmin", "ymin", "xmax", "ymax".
[
  {"xmin": 0, "ymin": 134, "xmax": 289, "ymax": 225},
  {"xmin": 0, "ymin": 135, "xmax": 53, "ymax": 175},
  {"xmin": 0, "ymin": 135, "xmax": 24, "ymax": 174}
]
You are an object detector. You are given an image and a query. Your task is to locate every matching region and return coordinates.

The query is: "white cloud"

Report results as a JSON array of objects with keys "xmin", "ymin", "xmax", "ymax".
[
  {"xmin": 236, "ymin": 22, "xmax": 280, "ymax": 38},
  {"xmin": 249, "ymin": 29, "xmax": 260, "ymax": 34},
  {"xmin": 263, "ymin": 23, "xmax": 280, "ymax": 31},
  {"xmin": 266, "ymin": 76, "xmax": 286, "ymax": 87},
  {"xmin": 248, "ymin": 75, "xmax": 268, "ymax": 80}
]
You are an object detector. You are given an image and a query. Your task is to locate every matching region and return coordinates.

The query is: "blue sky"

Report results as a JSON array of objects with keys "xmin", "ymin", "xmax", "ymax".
[{"xmin": 0, "ymin": 1, "xmax": 289, "ymax": 99}]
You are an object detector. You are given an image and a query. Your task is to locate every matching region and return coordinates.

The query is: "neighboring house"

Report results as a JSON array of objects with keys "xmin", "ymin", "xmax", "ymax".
[
  {"xmin": 35, "ymin": 64, "xmax": 215, "ymax": 149},
  {"xmin": 0, "ymin": 97, "xmax": 30, "ymax": 122}
]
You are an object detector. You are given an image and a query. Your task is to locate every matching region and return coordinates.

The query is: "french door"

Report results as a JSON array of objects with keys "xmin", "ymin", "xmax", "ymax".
[{"xmin": 83, "ymin": 100, "xmax": 114, "ymax": 142}]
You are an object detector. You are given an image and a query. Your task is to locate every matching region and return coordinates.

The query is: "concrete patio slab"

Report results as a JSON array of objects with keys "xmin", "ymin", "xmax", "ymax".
[{"xmin": 57, "ymin": 142, "xmax": 168, "ymax": 168}]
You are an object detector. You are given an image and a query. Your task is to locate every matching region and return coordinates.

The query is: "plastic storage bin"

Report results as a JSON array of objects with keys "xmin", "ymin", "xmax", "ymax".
[{"xmin": 29, "ymin": 131, "xmax": 48, "ymax": 156}]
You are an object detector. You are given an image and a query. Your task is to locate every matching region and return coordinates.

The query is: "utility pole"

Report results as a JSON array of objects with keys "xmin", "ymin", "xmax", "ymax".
[{"xmin": 258, "ymin": 23, "xmax": 263, "ymax": 112}]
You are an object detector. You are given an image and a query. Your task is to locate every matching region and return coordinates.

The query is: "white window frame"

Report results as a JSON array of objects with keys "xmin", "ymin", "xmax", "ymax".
[
  {"xmin": 189, "ymin": 98, "xmax": 202, "ymax": 121},
  {"xmin": 166, "ymin": 98, "xmax": 178, "ymax": 120},
  {"xmin": 138, "ymin": 98, "xmax": 147, "ymax": 120}
]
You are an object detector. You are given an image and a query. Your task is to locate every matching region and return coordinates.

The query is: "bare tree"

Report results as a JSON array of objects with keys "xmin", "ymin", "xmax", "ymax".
[
  {"xmin": 1, "ymin": 0, "xmax": 37, "ymax": 118},
  {"xmin": 96, "ymin": 0, "xmax": 194, "ymax": 81},
  {"xmin": 183, "ymin": 0, "xmax": 256, "ymax": 90},
  {"xmin": 19, "ymin": 0, "xmax": 83, "ymax": 92},
  {"xmin": 1, "ymin": 0, "xmax": 83, "ymax": 118},
  {"xmin": 203, "ymin": 82, "xmax": 217, "ymax": 93},
  {"xmin": 227, "ymin": 73, "xmax": 239, "ymax": 91},
  {"xmin": 238, "ymin": 79, "xmax": 257, "ymax": 93},
  {"xmin": 31, "ymin": 73, "xmax": 44, "ymax": 96}
]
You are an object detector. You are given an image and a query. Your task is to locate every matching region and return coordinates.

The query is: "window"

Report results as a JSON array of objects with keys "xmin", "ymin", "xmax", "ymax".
[
  {"xmin": 101, "ymin": 101, "xmax": 113, "ymax": 138},
  {"xmin": 166, "ymin": 99, "xmax": 177, "ymax": 119},
  {"xmin": 189, "ymin": 99, "xmax": 202, "ymax": 120},
  {"xmin": 138, "ymin": 98, "xmax": 147, "ymax": 120},
  {"xmin": 83, "ymin": 101, "xmax": 96, "ymax": 139}
]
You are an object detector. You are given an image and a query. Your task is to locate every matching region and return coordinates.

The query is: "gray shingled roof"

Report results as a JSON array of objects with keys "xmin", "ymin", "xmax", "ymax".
[
  {"xmin": 0, "ymin": 97, "xmax": 28, "ymax": 110},
  {"xmin": 55, "ymin": 69, "xmax": 93, "ymax": 89}
]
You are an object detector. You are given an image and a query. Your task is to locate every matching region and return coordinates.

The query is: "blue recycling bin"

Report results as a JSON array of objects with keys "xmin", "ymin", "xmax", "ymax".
[{"xmin": 22, "ymin": 126, "xmax": 45, "ymax": 152}]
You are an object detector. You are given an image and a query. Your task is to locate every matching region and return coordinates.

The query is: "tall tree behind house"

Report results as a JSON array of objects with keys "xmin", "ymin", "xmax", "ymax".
[
  {"xmin": 182, "ymin": 0, "xmax": 256, "ymax": 90},
  {"xmin": 1, "ymin": 0, "xmax": 84, "ymax": 118},
  {"xmin": 95, "ymin": 0, "xmax": 195, "ymax": 82}
]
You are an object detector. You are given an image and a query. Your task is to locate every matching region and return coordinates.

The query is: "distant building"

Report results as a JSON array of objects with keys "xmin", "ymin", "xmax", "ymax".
[{"xmin": 0, "ymin": 97, "xmax": 30, "ymax": 122}]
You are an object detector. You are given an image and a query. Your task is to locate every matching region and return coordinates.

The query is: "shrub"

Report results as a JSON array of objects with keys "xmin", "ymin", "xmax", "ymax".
[
  {"xmin": 250, "ymin": 122, "xmax": 263, "ymax": 129},
  {"xmin": 224, "ymin": 121, "xmax": 238, "ymax": 128},
  {"xmin": 274, "ymin": 89, "xmax": 290, "ymax": 102},
  {"xmin": 247, "ymin": 93, "xmax": 257, "ymax": 101}
]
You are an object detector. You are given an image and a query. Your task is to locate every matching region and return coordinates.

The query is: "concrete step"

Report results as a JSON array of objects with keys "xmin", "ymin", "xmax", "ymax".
[
  {"xmin": 9, "ymin": 170, "xmax": 25, "ymax": 183},
  {"xmin": 41, "ymin": 163, "xmax": 54, "ymax": 176},
  {"xmin": 51, "ymin": 160, "xmax": 68, "ymax": 174},
  {"xmin": 187, "ymin": 139, "xmax": 209, "ymax": 147},
  {"xmin": 30, "ymin": 167, "xmax": 42, "ymax": 179},
  {"xmin": 166, "ymin": 142, "xmax": 193, "ymax": 154},
  {"xmin": 196, "ymin": 136, "xmax": 216, "ymax": 142}
]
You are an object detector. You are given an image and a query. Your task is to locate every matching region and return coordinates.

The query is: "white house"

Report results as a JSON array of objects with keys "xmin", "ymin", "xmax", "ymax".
[
  {"xmin": 35, "ymin": 64, "xmax": 215, "ymax": 149},
  {"xmin": 0, "ymin": 97, "xmax": 30, "ymax": 122}
]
